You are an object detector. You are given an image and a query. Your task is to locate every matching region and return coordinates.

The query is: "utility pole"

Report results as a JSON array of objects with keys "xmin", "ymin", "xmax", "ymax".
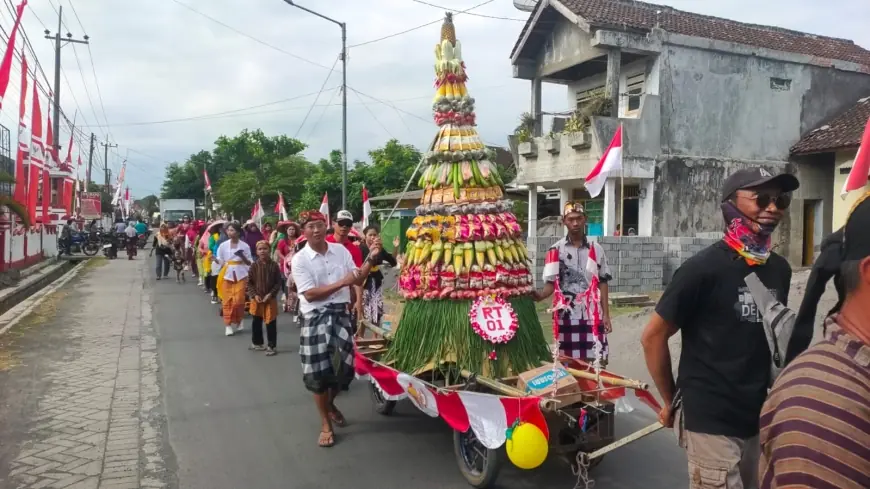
[
  {"xmin": 282, "ymin": 0, "xmax": 347, "ymax": 209},
  {"xmin": 85, "ymin": 133, "xmax": 95, "ymax": 192},
  {"xmin": 101, "ymin": 136, "xmax": 117, "ymax": 213},
  {"xmin": 44, "ymin": 6, "xmax": 89, "ymax": 155}
]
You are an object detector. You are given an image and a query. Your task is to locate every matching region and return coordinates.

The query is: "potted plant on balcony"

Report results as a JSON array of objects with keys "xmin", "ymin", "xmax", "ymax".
[
  {"xmin": 561, "ymin": 111, "xmax": 589, "ymax": 150},
  {"xmin": 514, "ymin": 112, "xmax": 537, "ymax": 157},
  {"xmin": 541, "ymin": 130, "xmax": 560, "ymax": 154}
]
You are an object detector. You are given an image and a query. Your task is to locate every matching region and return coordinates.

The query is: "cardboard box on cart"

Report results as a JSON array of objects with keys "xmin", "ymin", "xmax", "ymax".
[{"xmin": 517, "ymin": 364, "xmax": 585, "ymax": 406}]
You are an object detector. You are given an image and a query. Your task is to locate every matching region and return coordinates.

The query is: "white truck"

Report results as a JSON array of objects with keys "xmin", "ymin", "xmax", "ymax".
[{"xmin": 159, "ymin": 199, "xmax": 196, "ymax": 226}]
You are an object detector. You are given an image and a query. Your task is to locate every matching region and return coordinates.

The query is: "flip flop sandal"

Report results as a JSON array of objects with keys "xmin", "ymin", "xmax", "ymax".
[
  {"xmin": 318, "ymin": 431, "xmax": 335, "ymax": 448},
  {"xmin": 329, "ymin": 410, "xmax": 347, "ymax": 428}
]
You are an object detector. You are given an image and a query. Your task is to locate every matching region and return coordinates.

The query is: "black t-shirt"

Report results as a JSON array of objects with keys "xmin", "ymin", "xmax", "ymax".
[{"xmin": 655, "ymin": 241, "xmax": 791, "ymax": 438}]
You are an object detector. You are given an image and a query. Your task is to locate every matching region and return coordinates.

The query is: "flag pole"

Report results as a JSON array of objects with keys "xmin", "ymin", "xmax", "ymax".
[{"xmin": 619, "ymin": 122, "xmax": 624, "ymax": 235}]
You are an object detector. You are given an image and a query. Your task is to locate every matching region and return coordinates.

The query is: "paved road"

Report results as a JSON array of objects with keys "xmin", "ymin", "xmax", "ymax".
[
  {"xmin": 153, "ymin": 265, "xmax": 688, "ymax": 489},
  {"xmin": 0, "ymin": 256, "xmax": 688, "ymax": 489}
]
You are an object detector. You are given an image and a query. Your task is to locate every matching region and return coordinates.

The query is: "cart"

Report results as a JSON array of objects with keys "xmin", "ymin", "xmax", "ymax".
[{"xmin": 357, "ymin": 321, "xmax": 665, "ymax": 489}]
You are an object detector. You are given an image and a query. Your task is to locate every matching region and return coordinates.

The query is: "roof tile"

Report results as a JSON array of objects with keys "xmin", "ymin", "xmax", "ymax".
[
  {"xmin": 791, "ymin": 97, "xmax": 870, "ymax": 154},
  {"xmin": 512, "ymin": 0, "xmax": 870, "ymax": 68}
]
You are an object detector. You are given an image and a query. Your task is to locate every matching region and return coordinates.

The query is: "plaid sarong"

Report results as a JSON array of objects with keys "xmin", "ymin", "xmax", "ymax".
[
  {"xmin": 557, "ymin": 311, "xmax": 609, "ymax": 365},
  {"xmin": 300, "ymin": 303, "xmax": 355, "ymax": 394}
]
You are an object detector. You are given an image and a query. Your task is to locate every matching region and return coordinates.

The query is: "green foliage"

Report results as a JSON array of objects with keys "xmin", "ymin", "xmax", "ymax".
[{"xmin": 134, "ymin": 195, "xmax": 159, "ymax": 216}]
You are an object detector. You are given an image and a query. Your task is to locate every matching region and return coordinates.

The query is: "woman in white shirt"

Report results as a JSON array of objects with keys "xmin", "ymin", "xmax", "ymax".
[{"xmin": 213, "ymin": 222, "xmax": 253, "ymax": 336}]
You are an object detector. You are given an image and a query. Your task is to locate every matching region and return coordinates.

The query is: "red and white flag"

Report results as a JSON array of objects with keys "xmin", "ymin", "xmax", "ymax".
[
  {"xmin": 362, "ymin": 186, "xmax": 372, "ymax": 227},
  {"xmin": 355, "ymin": 352, "xmax": 549, "ymax": 449},
  {"xmin": 63, "ymin": 122, "xmax": 74, "ymax": 170},
  {"xmin": 0, "ymin": 0, "xmax": 26, "ymax": 109},
  {"xmin": 251, "ymin": 199, "xmax": 265, "ymax": 224},
  {"xmin": 13, "ymin": 51, "xmax": 27, "ymax": 206},
  {"xmin": 275, "ymin": 192, "xmax": 288, "ymax": 221},
  {"xmin": 203, "ymin": 168, "xmax": 212, "ymax": 192},
  {"xmin": 584, "ymin": 125, "xmax": 623, "ymax": 198},
  {"xmin": 319, "ymin": 193, "xmax": 330, "ymax": 227},
  {"xmin": 27, "ymin": 81, "xmax": 43, "ymax": 226},
  {"xmin": 841, "ymin": 116, "xmax": 870, "ymax": 199},
  {"xmin": 42, "ymin": 101, "xmax": 54, "ymax": 219}
]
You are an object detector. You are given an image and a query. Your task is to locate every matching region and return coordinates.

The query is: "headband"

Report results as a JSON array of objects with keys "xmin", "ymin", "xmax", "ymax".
[
  {"xmin": 563, "ymin": 201, "xmax": 586, "ymax": 217},
  {"xmin": 298, "ymin": 210, "xmax": 327, "ymax": 227}
]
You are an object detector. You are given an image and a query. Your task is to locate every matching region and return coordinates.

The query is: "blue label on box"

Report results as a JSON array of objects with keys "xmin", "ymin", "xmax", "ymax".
[{"xmin": 524, "ymin": 367, "xmax": 570, "ymax": 392}]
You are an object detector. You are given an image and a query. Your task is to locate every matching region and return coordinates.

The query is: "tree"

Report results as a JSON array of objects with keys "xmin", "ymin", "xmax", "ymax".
[
  {"xmin": 135, "ymin": 195, "xmax": 159, "ymax": 216},
  {"xmin": 160, "ymin": 162, "xmax": 201, "ymax": 200}
]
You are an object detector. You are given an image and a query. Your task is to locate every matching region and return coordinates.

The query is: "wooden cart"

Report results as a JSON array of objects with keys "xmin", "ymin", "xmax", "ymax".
[{"xmin": 357, "ymin": 322, "xmax": 664, "ymax": 488}]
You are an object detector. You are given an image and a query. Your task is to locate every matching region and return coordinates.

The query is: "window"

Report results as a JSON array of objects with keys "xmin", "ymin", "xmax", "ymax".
[
  {"xmin": 576, "ymin": 86, "xmax": 605, "ymax": 111},
  {"xmin": 770, "ymin": 77, "xmax": 791, "ymax": 91},
  {"xmin": 625, "ymin": 74, "xmax": 644, "ymax": 115}
]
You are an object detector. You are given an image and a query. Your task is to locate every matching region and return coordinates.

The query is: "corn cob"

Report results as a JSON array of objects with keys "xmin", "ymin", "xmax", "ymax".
[
  {"xmin": 443, "ymin": 242, "xmax": 453, "ymax": 266},
  {"xmin": 485, "ymin": 241, "xmax": 498, "ymax": 266},
  {"xmin": 429, "ymin": 240, "xmax": 443, "ymax": 266},
  {"xmin": 413, "ymin": 239, "xmax": 425, "ymax": 265},
  {"xmin": 453, "ymin": 246, "xmax": 464, "ymax": 271},
  {"xmin": 494, "ymin": 240, "xmax": 505, "ymax": 262},
  {"xmin": 418, "ymin": 241, "xmax": 433, "ymax": 264},
  {"xmin": 474, "ymin": 241, "xmax": 486, "ymax": 268},
  {"xmin": 463, "ymin": 242, "xmax": 473, "ymax": 270}
]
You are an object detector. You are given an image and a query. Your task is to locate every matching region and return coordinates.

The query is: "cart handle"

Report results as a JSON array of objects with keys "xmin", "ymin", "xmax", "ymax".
[{"xmin": 583, "ymin": 422, "xmax": 664, "ymax": 461}]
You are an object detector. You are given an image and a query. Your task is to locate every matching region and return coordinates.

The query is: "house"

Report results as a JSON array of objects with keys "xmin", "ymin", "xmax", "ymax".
[
  {"xmin": 790, "ymin": 96, "xmax": 870, "ymax": 263},
  {"xmin": 510, "ymin": 0, "xmax": 870, "ymax": 264}
]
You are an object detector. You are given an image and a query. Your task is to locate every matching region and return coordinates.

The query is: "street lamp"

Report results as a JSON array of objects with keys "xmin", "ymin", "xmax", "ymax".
[{"xmin": 283, "ymin": 0, "xmax": 348, "ymax": 210}]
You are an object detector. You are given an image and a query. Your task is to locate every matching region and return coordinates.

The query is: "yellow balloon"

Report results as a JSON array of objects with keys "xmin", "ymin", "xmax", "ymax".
[{"xmin": 505, "ymin": 422, "xmax": 549, "ymax": 470}]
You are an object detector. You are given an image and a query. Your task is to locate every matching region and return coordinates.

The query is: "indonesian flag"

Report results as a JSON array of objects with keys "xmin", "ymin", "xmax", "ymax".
[
  {"xmin": 251, "ymin": 198, "xmax": 265, "ymax": 224},
  {"xmin": 275, "ymin": 192, "xmax": 288, "ymax": 221},
  {"xmin": 28, "ymin": 82, "xmax": 43, "ymax": 226},
  {"xmin": 584, "ymin": 125, "xmax": 623, "ymax": 198},
  {"xmin": 362, "ymin": 186, "xmax": 372, "ymax": 227},
  {"xmin": 123, "ymin": 187, "xmax": 131, "ymax": 219},
  {"xmin": 0, "ymin": 0, "xmax": 26, "ymax": 109},
  {"xmin": 319, "ymin": 193, "xmax": 330, "ymax": 227},
  {"xmin": 841, "ymin": 116, "xmax": 870, "ymax": 199},
  {"xmin": 355, "ymin": 352, "xmax": 549, "ymax": 449},
  {"xmin": 203, "ymin": 168, "xmax": 212, "ymax": 192},
  {"xmin": 42, "ymin": 104, "xmax": 53, "ymax": 219},
  {"xmin": 63, "ymin": 123, "xmax": 74, "ymax": 170},
  {"xmin": 13, "ymin": 51, "xmax": 27, "ymax": 206}
]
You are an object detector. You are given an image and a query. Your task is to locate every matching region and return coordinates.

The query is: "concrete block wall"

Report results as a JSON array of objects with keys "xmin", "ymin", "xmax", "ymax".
[{"xmin": 529, "ymin": 235, "xmax": 721, "ymax": 293}]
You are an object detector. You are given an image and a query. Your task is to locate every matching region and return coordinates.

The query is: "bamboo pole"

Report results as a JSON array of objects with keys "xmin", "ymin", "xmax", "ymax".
[{"xmin": 541, "ymin": 361, "xmax": 648, "ymax": 390}]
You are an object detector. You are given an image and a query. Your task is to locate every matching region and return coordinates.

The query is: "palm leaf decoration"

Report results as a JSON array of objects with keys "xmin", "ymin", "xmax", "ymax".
[{"xmin": 0, "ymin": 171, "xmax": 30, "ymax": 228}]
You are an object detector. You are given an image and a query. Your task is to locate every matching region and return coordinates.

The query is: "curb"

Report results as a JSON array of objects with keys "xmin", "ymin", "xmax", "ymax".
[{"xmin": 0, "ymin": 261, "xmax": 88, "ymax": 336}]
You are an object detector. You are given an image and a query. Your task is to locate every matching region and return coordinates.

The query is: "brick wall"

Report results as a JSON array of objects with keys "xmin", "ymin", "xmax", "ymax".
[{"xmin": 530, "ymin": 235, "xmax": 721, "ymax": 294}]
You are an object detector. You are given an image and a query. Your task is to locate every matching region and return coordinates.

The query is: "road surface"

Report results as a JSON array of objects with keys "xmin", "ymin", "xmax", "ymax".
[{"xmin": 0, "ymin": 257, "xmax": 689, "ymax": 489}]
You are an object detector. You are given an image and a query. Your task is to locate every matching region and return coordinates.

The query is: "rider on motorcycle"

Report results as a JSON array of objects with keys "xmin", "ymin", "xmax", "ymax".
[
  {"xmin": 60, "ymin": 219, "xmax": 74, "ymax": 256},
  {"xmin": 135, "ymin": 218, "xmax": 148, "ymax": 236}
]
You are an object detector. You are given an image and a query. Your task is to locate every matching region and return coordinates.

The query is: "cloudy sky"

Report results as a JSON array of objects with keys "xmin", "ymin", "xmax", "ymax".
[{"xmin": 2, "ymin": 0, "xmax": 868, "ymax": 198}]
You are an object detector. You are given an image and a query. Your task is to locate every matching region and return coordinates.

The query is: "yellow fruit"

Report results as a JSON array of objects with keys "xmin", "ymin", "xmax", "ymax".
[
  {"xmin": 494, "ymin": 242, "xmax": 505, "ymax": 262},
  {"xmin": 441, "ymin": 12, "xmax": 456, "ymax": 44},
  {"xmin": 453, "ymin": 252, "xmax": 463, "ymax": 272}
]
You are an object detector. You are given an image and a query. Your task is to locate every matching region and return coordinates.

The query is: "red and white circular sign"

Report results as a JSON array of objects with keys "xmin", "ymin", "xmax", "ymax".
[{"xmin": 469, "ymin": 295, "xmax": 518, "ymax": 344}]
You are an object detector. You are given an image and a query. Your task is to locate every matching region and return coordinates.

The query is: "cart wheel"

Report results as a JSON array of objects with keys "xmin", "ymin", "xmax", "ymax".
[
  {"xmin": 453, "ymin": 429, "xmax": 502, "ymax": 488},
  {"xmin": 369, "ymin": 382, "xmax": 396, "ymax": 415}
]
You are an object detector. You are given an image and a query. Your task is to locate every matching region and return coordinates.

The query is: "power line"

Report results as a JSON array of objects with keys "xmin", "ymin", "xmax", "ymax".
[
  {"xmin": 349, "ymin": 0, "xmax": 496, "ymax": 48},
  {"xmin": 294, "ymin": 56, "xmax": 339, "ymax": 138},
  {"xmin": 169, "ymin": 0, "xmax": 333, "ymax": 71},
  {"xmin": 410, "ymin": 0, "xmax": 527, "ymax": 21},
  {"xmin": 306, "ymin": 86, "xmax": 341, "ymax": 141},
  {"xmin": 79, "ymin": 87, "xmax": 340, "ymax": 128},
  {"xmin": 351, "ymin": 88, "xmax": 395, "ymax": 140}
]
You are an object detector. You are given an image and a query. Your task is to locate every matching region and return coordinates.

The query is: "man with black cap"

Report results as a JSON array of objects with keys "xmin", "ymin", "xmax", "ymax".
[
  {"xmin": 758, "ymin": 192, "xmax": 870, "ymax": 488},
  {"xmin": 641, "ymin": 167, "xmax": 799, "ymax": 489}
]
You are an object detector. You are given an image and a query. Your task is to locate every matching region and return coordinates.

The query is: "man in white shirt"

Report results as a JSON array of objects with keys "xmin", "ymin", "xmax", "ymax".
[
  {"xmin": 124, "ymin": 222, "xmax": 138, "ymax": 260},
  {"xmin": 291, "ymin": 210, "xmax": 380, "ymax": 448}
]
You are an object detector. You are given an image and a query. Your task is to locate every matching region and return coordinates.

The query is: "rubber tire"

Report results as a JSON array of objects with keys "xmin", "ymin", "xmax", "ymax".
[
  {"xmin": 82, "ymin": 242, "xmax": 99, "ymax": 256},
  {"xmin": 369, "ymin": 381, "xmax": 396, "ymax": 415},
  {"xmin": 453, "ymin": 429, "xmax": 502, "ymax": 489}
]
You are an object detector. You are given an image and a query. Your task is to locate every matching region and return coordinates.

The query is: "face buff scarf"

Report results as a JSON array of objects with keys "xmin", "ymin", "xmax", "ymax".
[{"xmin": 721, "ymin": 201, "xmax": 776, "ymax": 265}]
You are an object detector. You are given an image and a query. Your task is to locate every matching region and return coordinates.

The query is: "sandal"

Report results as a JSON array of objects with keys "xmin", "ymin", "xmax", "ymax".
[
  {"xmin": 318, "ymin": 431, "xmax": 335, "ymax": 448},
  {"xmin": 249, "ymin": 344, "xmax": 266, "ymax": 351},
  {"xmin": 329, "ymin": 409, "xmax": 347, "ymax": 428}
]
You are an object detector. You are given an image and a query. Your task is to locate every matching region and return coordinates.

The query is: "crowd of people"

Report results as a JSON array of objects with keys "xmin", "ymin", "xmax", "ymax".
[{"xmin": 148, "ymin": 211, "xmax": 398, "ymax": 365}]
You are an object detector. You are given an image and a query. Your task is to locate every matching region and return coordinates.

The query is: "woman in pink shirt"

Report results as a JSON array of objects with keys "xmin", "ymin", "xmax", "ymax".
[{"xmin": 275, "ymin": 221, "xmax": 300, "ymax": 318}]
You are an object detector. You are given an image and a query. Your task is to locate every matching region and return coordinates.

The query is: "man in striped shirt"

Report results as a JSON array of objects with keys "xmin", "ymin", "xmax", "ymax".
[{"xmin": 759, "ymin": 192, "xmax": 870, "ymax": 489}]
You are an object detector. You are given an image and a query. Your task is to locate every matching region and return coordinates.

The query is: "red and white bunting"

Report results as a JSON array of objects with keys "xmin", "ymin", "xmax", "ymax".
[
  {"xmin": 203, "ymin": 168, "xmax": 212, "ymax": 192},
  {"xmin": 319, "ymin": 193, "xmax": 330, "ymax": 227},
  {"xmin": 362, "ymin": 186, "xmax": 372, "ymax": 227},
  {"xmin": 354, "ymin": 351, "xmax": 549, "ymax": 449},
  {"xmin": 28, "ymin": 82, "xmax": 42, "ymax": 226},
  {"xmin": 13, "ymin": 50, "xmax": 27, "ymax": 207},
  {"xmin": 0, "ymin": 0, "xmax": 26, "ymax": 109}
]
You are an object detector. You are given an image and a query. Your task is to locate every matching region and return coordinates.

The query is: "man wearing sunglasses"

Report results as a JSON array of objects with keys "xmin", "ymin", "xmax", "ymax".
[
  {"xmin": 327, "ymin": 210, "xmax": 364, "ymax": 331},
  {"xmin": 641, "ymin": 167, "xmax": 799, "ymax": 489}
]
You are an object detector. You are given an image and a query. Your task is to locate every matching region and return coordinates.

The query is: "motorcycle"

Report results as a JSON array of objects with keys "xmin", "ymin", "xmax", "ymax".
[
  {"xmin": 101, "ymin": 232, "xmax": 119, "ymax": 259},
  {"xmin": 137, "ymin": 230, "xmax": 151, "ymax": 249},
  {"xmin": 60, "ymin": 231, "xmax": 101, "ymax": 256}
]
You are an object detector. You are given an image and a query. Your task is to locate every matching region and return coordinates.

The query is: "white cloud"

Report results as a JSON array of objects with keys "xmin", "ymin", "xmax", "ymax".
[{"xmin": 0, "ymin": 0, "xmax": 866, "ymax": 198}]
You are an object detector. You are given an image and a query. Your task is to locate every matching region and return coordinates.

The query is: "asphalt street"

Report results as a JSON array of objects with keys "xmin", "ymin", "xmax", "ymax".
[{"xmin": 151, "ymin": 269, "xmax": 689, "ymax": 489}]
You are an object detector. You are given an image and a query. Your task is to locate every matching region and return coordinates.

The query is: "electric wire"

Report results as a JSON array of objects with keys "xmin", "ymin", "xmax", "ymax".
[
  {"xmin": 351, "ymin": 88, "xmax": 395, "ymax": 140},
  {"xmin": 293, "ymin": 56, "xmax": 339, "ymax": 138},
  {"xmin": 410, "ymin": 0, "xmax": 526, "ymax": 22}
]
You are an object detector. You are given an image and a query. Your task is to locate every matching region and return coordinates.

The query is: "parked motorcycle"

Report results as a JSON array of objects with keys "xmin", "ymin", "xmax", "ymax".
[
  {"xmin": 59, "ymin": 231, "xmax": 100, "ymax": 256},
  {"xmin": 101, "ymin": 232, "xmax": 119, "ymax": 259}
]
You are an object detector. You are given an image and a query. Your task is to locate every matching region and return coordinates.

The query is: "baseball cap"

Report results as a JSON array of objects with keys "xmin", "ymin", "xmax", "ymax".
[
  {"xmin": 721, "ymin": 168, "xmax": 800, "ymax": 202},
  {"xmin": 335, "ymin": 210, "xmax": 353, "ymax": 223},
  {"xmin": 843, "ymin": 192, "xmax": 870, "ymax": 261}
]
